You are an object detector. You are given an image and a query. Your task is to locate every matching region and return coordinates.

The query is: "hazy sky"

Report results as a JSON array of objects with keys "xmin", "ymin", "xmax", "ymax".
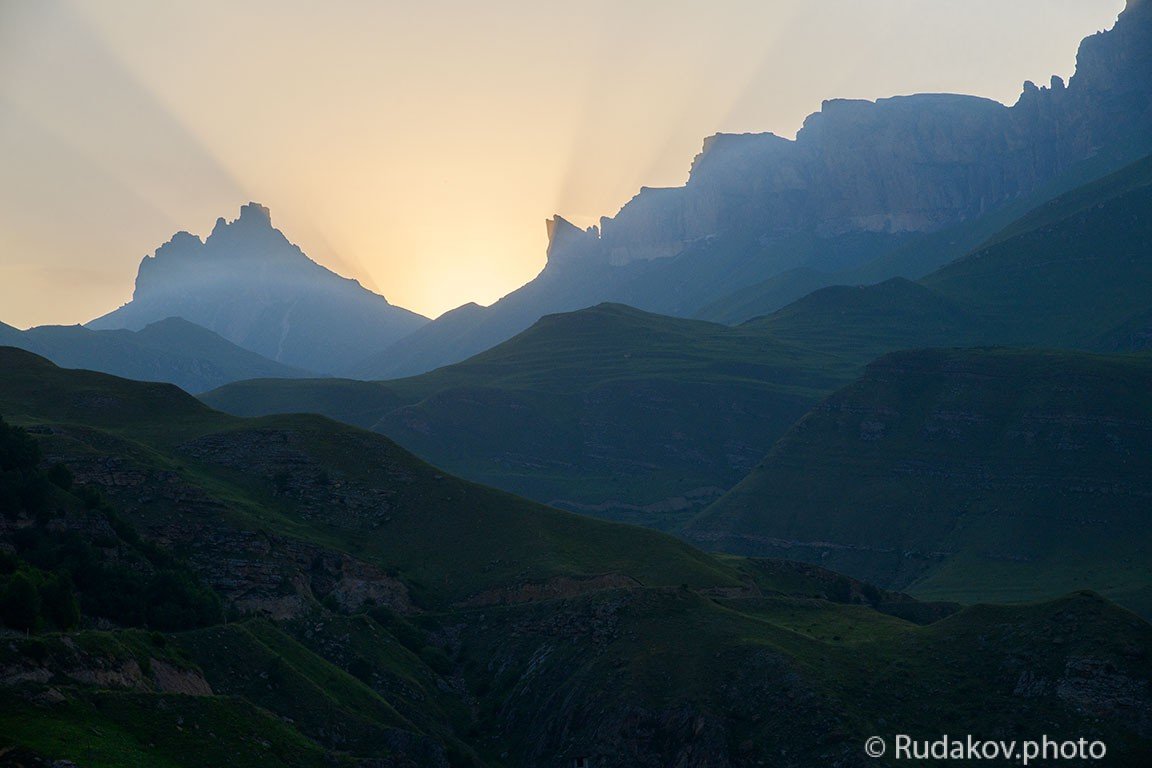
[{"xmin": 0, "ymin": 0, "xmax": 1127, "ymax": 328}]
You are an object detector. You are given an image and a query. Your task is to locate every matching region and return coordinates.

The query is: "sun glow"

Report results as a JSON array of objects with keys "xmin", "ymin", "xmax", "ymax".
[{"xmin": 0, "ymin": 0, "xmax": 1125, "ymax": 327}]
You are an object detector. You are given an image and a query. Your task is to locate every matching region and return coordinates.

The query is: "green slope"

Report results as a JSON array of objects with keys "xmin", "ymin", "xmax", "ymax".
[
  {"xmin": 686, "ymin": 348, "xmax": 1152, "ymax": 616},
  {"xmin": 921, "ymin": 154, "xmax": 1152, "ymax": 349},
  {"xmin": 3, "ymin": 347, "xmax": 1151, "ymax": 766},
  {"xmin": 0, "ymin": 345, "xmax": 741, "ymax": 608},
  {"xmin": 454, "ymin": 587, "xmax": 1152, "ymax": 767},
  {"xmin": 744, "ymin": 277, "xmax": 989, "ymax": 362},
  {"xmin": 205, "ymin": 304, "xmax": 851, "ymax": 528},
  {"xmin": 725, "ymin": 152, "xmax": 1152, "ymax": 366}
]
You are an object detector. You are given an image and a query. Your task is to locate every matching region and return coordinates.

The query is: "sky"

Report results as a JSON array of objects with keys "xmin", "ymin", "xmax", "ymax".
[{"xmin": 0, "ymin": 0, "xmax": 1128, "ymax": 328}]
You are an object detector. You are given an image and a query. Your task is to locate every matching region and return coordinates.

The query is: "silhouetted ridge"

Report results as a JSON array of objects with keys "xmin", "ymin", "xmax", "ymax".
[
  {"xmin": 88, "ymin": 203, "xmax": 427, "ymax": 375},
  {"xmin": 364, "ymin": 1, "xmax": 1152, "ymax": 377}
]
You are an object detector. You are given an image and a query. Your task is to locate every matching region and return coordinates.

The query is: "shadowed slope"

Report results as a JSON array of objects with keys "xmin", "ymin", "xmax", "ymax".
[
  {"xmin": 686, "ymin": 348, "xmax": 1152, "ymax": 616},
  {"xmin": 206, "ymin": 304, "xmax": 851, "ymax": 527}
]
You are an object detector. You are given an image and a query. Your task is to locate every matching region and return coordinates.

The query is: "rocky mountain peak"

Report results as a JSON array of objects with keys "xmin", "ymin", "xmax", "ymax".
[
  {"xmin": 238, "ymin": 201, "xmax": 272, "ymax": 224},
  {"xmin": 203, "ymin": 201, "xmax": 284, "ymax": 250},
  {"xmin": 87, "ymin": 203, "xmax": 428, "ymax": 374},
  {"xmin": 545, "ymin": 215, "xmax": 601, "ymax": 265}
]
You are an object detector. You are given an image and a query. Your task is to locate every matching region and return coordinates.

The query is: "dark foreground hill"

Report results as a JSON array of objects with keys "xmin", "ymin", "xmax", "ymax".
[
  {"xmin": 0, "ymin": 316, "xmax": 311, "ymax": 394},
  {"xmin": 204, "ymin": 303, "xmax": 851, "ymax": 528},
  {"xmin": 3, "ymin": 347, "xmax": 1150, "ymax": 766},
  {"xmin": 685, "ymin": 348, "xmax": 1152, "ymax": 617}
]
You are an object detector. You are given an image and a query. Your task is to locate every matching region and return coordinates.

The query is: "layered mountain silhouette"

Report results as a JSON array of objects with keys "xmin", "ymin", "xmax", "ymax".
[
  {"xmin": 88, "ymin": 202, "xmax": 427, "ymax": 375},
  {"xmin": 205, "ymin": 303, "xmax": 849, "ymax": 527},
  {"xmin": 752, "ymin": 150, "xmax": 1152, "ymax": 358},
  {"xmin": 78, "ymin": 3, "xmax": 1149, "ymax": 383},
  {"xmin": 5, "ymin": 5, "xmax": 1152, "ymax": 764},
  {"xmin": 360, "ymin": 0, "xmax": 1152, "ymax": 377},
  {"xmin": 207, "ymin": 148, "xmax": 1152, "ymax": 532},
  {"xmin": 0, "ymin": 316, "xmax": 310, "ymax": 393}
]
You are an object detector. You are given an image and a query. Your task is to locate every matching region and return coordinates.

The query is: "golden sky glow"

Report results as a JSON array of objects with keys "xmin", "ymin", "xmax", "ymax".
[{"xmin": 0, "ymin": 0, "xmax": 1127, "ymax": 328}]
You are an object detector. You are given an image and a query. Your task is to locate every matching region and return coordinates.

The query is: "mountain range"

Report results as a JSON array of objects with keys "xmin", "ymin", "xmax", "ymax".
[
  {"xmin": 3, "ymin": 3, "xmax": 1152, "ymax": 765},
  {"xmin": 355, "ymin": 0, "xmax": 1152, "ymax": 378},
  {"xmin": 14, "ymin": 0, "xmax": 1137, "ymax": 386},
  {"xmin": 204, "ymin": 303, "xmax": 850, "ymax": 527},
  {"xmin": 204, "ymin": 147, "xmax": 1152, "ymax": 532},
  {"xmin": 0, "ymin": 316, "xmax": 310, "ymax": 394}
]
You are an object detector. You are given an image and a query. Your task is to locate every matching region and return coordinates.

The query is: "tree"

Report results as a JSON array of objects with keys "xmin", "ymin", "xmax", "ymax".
[
  {"xmin": 0, "ymin": 417, "xmax": 48, "ymax": 518},
  {"xmin": 40, "ymin": 573, "xmax": 80, "ymax": 630},
  {"xmin": 1, "ymin": 571, "xmax": 41, "ymax": 632}
]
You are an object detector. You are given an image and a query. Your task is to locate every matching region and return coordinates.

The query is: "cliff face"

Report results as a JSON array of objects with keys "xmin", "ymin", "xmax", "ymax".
[
  {"xmin": 584, "ymin": 0, "xmax": 1151, "ymax": 268},
  {"xmin": 88, "ymin": 203, "xmax": 427, "ymax": 375},
  {"xmin": 599, "ymin": 95, "xmax": 1016, "ymax": 259},
  {"xmin": 367, "ymin": 2, "xmax": 1151, "ymax": 378}
]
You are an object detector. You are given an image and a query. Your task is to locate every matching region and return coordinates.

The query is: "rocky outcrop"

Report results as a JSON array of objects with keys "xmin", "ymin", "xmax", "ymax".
[
  {"xmin": 1055, "ymin": 657, "xmax": 1152, "ymax": 736},
  {"xmin": 87, "ymin": 203, "xmax": 428, "ymax": 375},
  {"xmin": 0, "ymin": 637, "xmax": 212, "ymax": 696},
  {"xmin": 37, "ymin": 424, "xmax": 414, "ymax": 620}
]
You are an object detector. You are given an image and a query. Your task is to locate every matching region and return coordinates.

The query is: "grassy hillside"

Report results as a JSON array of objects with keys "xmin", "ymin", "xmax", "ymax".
[
  {"xmin": 686, "ymin": 348, "xmax": 1152, "ymax": 616},
  {"xmin": 0, "ymin": 316, "xmax": 312, "ymax": 393},
  {"xmin": 2, "ymin": 347, "xmax": 1150, "ymax": 766},
  {"xmin": 453, "ymin": 587, "xmax": 1152, "ymax": 767},
  {"xmin": 205, "ymin": 304, "xmax": 851, "ymax": 528},
  {"xmin": 745, "ymin": 277, "xmax": 988, "ymax": 362},
  {"xmin": 720, "ymin": 152, "xmax": 1152, "ymax": 365},
  {"xmin": 922, "ymin": 154, "xmax": 1152, "ymax": 349},
  {"xmin": 0, "ymin": 346, "xmax": 741, "ymax": 606}
]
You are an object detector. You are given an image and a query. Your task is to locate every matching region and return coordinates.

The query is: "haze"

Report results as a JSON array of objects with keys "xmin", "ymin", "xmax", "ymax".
[{"xmin": 0, "ymin": 0, "xmax": 1126, "ymax": 328}]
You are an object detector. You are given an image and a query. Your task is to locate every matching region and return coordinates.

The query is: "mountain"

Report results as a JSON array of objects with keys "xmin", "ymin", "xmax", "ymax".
[
  {"xmin": 87, "ymin": 202, "xmax": 428, "ymax": 375},
  {"xmin": 745, "ymin": 277, "xmax": 988, "ymax": 361},
  {"xmin": 0, "ymin": 346, "xmax": 732, "ymax": 607},
  {"xmin": 692, "ymin": 139, "xmax": 1152, "ymax": 325},
  {"xmin": 3, "ymin": 347, "xmax": 1150, "ymax": 766},
  {"xmin": 921, "ymin": 153, "xmax": 1152, "ymax": 350},
  {"xmin": 681, "ymin": 158, "xmax": 1152, "ymax": 612},
  {"xmin": 740, "ymin": 149, "xmax": 1152, "ymax": 361},
  {"xmin": 207, "ymin": 146, "xmax": 1152, "ymax": 529},
  {"xmin": 205, "ymin": 304, "xmax": 851, "ymax": 528},
  {"xmin": 684, "ymin": 348, "xmax": 1152, "ymax": 618},
  {"xmin": 360, "ymin": 0, "xmax": 1152, "ymax": 377},
  {"xmin": 0, "ymin": 316, "xmax": 311, "ymax": 393}
]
